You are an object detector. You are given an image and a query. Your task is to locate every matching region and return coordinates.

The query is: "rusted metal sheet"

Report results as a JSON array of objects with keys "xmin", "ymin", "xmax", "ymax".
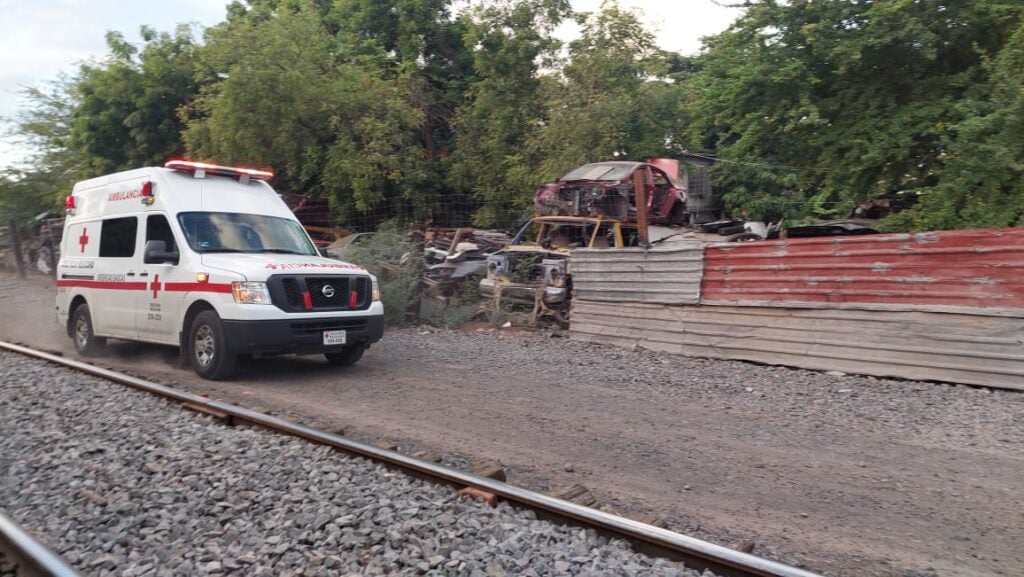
[
  {"xmin": 702, "ymin": 228, "xmax": 1024, "ymax": 310},
  {"xmin": 570, "ymin": 300, "xmax": 1024, "ymax": 390},
  {"xmin": 571, "ymin": 243, "xmax": 704, "ymax": 305}
]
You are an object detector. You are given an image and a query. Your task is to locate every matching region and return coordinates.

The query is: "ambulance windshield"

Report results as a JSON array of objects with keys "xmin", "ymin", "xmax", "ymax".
[{"xmin": 178, "ymin": 212, "xmax": 317, "ymax": 256}]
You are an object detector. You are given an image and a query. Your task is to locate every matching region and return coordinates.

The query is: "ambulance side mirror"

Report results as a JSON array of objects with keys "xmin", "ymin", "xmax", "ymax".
[{"xmin": 144, "ymin": 240, "xmax": 179, "ymax": 265}]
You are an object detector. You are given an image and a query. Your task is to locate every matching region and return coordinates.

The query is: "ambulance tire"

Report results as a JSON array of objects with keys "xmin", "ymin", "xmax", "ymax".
[
  {"xmin": 324, "ymin": 345, "xmax": 365, "ymax": 367},
  {"xmin": 189, "ymin": 310, "xmax": 237, "ymax": 380},
  {"xmin": 72, "ymin": 303, "xmax": 106, "ymax": 356}
]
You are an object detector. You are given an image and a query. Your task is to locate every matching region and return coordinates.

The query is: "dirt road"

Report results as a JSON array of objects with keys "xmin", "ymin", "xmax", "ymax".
[{"xmin": 1, "ymin": 272, "xmax": 1021, "ymax": 576}]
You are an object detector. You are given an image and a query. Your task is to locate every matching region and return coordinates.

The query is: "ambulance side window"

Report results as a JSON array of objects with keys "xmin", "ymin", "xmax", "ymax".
[
  {"xmin": 99, "ymin": 217, "xmax": 138, "ymax": 258},
  {"xmin": 146, "ymin": 214, "xmax": 176, "ymax": 253}
]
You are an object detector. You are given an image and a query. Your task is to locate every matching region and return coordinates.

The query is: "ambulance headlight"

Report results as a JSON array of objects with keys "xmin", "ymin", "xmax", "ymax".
[
  {"xmin": 231, "ymin": 282, "xmax": 272, "ymax": 305},
  {"xmin": 371, "ymin": 277, "xmax": 381, "ymax": 302}
]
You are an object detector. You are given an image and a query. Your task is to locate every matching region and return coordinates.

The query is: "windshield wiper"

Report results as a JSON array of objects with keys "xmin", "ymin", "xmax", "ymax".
[
  {"xmin": 262, "ymin": 248, "xmax": 308, "ymax": 255},
  {"xmin": 199, "ymin": 248, "xmax": 246, "ymax": 253}
]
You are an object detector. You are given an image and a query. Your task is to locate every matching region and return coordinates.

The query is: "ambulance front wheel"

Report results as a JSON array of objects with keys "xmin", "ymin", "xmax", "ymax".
[
  {"xmin": 72, "ymin": 303, "xmax": 106, "ymax": 356},
  {"xmin": 189, "ymin": 310, "xmax": 237, "ymax": 380}
]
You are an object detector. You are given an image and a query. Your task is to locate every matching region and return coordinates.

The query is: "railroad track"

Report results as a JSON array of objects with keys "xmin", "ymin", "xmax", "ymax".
[{"xmin": 0, "ymin": 340, "xmax": 821, "ymax": 577}]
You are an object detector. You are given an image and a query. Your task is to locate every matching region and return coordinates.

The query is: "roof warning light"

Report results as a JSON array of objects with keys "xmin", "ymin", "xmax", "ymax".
[{"xmin": 165, "ymin": 160, "xmax": 273, "ymax": 182}]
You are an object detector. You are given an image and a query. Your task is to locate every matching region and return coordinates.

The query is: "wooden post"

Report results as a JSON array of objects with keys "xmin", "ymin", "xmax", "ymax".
[
  {"xmin": 8, "ymin": 220, "xmax": 26, "ymax": 279},
  {"xmin": 447, "ymin": 228, "xmax": 467, "ymax": 257},
  {"xmin": 632, "ymin": 170, "xmax": 649, "ymax": 246}
]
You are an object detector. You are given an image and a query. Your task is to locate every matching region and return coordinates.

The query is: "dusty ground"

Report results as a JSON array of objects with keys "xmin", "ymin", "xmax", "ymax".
[{"xmin": 1, "ymin": 272, "xmax": 1021, "ymax": 577}]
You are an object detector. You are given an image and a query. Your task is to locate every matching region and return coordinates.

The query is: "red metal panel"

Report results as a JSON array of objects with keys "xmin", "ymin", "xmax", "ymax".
[{"xmin": 702, "ymin": 228, "xmax": 1024, "ymax": 308}]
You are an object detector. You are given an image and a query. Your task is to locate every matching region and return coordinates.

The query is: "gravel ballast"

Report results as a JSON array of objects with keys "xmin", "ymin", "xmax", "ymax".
[
  {"xmin": 2, "ymin": 272, "xmax": 1021, "ymax": 577},
  {"xmin": 0, "ymin": 350, "xmax": 709, "ymax": 577}
]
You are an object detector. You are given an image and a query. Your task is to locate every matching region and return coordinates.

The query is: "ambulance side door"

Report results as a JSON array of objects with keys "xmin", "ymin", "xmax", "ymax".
[
  {"xmin": 136, "ymin": 213, "xmax": 184, "ymax": 344},
  {"xmin": 93, "ymin": 215, "xmax": 143, "ymax": 338}
]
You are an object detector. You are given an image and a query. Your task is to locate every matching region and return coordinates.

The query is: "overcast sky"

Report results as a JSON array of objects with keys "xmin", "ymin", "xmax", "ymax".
[{"xmin": 0, "ymin": 0, "xmax": 742, "ymax": 168}]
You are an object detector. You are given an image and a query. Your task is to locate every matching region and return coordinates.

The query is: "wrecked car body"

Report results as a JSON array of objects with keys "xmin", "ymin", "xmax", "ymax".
[
  {"xmin": 480, "ymin": 217, "xmax": 626, "ymax": 322},
  {"xmin": 534, "ymin": 159, "xmax": 688, "ymax": 225},
  {"xmin": 480, "ymin": 217, "xmax": 684, "ymax": 323}
]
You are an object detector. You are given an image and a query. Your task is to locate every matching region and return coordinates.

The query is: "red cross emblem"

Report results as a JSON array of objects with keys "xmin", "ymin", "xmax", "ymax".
[
  {"xmin": 150, "ymin": 274, "xmax": 161, "ymax": 299},
  {"xmin": 78, "ymin": 228, "xmax": 89, "ymax": 253}
]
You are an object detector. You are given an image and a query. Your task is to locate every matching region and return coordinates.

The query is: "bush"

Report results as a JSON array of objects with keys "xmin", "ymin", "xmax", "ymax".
[{"xmin": 339, "ymin": 229, "xmax": 421, "ymax": 327}]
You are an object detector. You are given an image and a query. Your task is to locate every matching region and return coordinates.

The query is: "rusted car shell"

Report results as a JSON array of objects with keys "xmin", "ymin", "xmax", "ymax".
[{"xmin": 535, "ymin": 161, "xmax": 687, "ymax": 224}]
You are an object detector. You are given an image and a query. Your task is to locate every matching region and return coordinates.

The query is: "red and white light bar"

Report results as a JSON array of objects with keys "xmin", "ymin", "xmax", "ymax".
[{"xmin": 165, "ymin": 160, "xmax": 274, "ymax": 181}]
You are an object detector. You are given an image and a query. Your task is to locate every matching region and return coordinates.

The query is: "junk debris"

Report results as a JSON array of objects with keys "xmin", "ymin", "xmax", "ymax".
[
  {"xmin": 282, "ymin": 194, "xmax": 334, "ymax": 228},
  {"xmin": 702, "ymin": 218, "xmax": 881, "ymax": 242},
  {"xmin": 534, "ymin": 159, "xmax": 688, "ymax": 226},
  {"xmin": 305, "ymin": 225, "xmax": 351, "ymax": 249},
  {"xmin": 420, "ymin": 228, "xmax": 510, "ymax": 299},
  {"xmin": 480, "ymin": 217, "xmax": 629, "ymax": 326},
  {"xmin": 325, "ymin": 232, "xmax": 378, "ymax": 261},
  {"xmin": 1, "ymin": 214, "xmax": 64, "ymax": 276}
]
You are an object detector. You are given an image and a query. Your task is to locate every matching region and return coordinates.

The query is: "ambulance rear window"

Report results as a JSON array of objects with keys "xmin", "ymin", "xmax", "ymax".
[{"xmin": 99, "ymin": 217, "xmax": 138, "ymax": 258}]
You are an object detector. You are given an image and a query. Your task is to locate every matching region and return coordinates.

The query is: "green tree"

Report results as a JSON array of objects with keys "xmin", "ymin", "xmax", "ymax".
[
  {"xmin": 0, "ymin": 77, "xmax": 81, "ymax": 223},
  {"xmin": 330, "ymin": 0, "xmax": 478, "ymax": 225},
  {"xmin": 530, "ymin": 3, "xmax": 686, "ymax": 178},
  {"xmin": 886, "ymin": 12, "xmax": 1024, "ymax": 230},
  {"xmin": 72, "ymin": 25, "xmax": 199, "ymax": 176},
  {"xmin": 0, "ymin": 169, "xmax": 65, "ymax": 225},
  {"xmin": 687, "ymin": 0, "xmax": 1024, "ymax": 226},
  {"xmin": 448, "ymin": 0, "xmax": 570, "ymax": 227},
  {"xmin": 184, "ymin": 2, "xmax": 439, "ymax": 225}
]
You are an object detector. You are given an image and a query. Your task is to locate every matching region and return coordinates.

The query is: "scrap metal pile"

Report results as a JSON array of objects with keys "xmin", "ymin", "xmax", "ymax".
[
  {"xmin": 418, "ymin": 228, "xmax": 511, "ymax": 298},
  {"xmin": 0, "ymin": 214, "xmax": 64, "ymax": 275}
]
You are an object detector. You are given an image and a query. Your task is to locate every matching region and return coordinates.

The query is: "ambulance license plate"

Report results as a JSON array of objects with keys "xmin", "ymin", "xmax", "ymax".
[{"xmin": 323, "ymin": 330, "xmax": 347, "ymax": 345}]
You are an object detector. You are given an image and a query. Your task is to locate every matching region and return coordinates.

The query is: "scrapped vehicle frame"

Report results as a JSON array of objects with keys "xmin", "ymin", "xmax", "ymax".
[
  {"xmin": 420, "ymin": 227, "xmax": 510, "ymax": 298},
  {"xmin": 481, "ymin": 216, "xmax": 627, "ymax": 324},
  {"xmin": 534, "ymin": 160, "xmax": 688, "ymax": 226}
]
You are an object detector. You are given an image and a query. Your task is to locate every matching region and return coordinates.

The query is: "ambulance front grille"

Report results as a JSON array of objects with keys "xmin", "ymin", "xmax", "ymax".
[
  {"xmin": 268, "ymin": 275, "xmax": 372, "ymax": 313},
  {"xmin": 282, "ymin": 278, "xmax": 303, "ymax": 309}
]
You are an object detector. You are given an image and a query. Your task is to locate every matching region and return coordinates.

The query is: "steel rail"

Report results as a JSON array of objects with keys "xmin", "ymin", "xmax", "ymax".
[
  {"xmin": 0, "ymin": 512, "xmax": 81, "ymax": 577},
  {"xmin": 0, "ymin": 341, "xmax": 821, "ymax": 577}
]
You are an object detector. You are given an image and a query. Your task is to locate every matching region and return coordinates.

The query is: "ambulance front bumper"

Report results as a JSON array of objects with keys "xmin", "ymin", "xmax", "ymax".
[{"xmin": 222, "ymin": 314, "xmax": 384, "ymax": 356}]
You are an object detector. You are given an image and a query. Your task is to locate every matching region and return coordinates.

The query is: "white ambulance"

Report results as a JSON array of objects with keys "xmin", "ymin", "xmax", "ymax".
[{"xmin": 55, "ymin": 160, "xmax": 384, "ymax": 380}]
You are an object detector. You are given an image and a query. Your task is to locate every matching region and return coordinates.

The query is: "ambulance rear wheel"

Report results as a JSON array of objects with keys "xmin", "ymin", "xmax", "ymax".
[
  {"xmin": 189, "ymin": 310, "xmax": 237, "ymax": 380},
  {"xmin": 325, "ymin": 345, "xmax": 365, "ymax": 367},
  {"xmin": 72, "ymin": 303, "xmax": 106, "ymax": 356}
]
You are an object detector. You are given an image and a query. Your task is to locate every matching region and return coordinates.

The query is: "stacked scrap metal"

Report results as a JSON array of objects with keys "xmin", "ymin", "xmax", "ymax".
[{"xmin": 421, "ymin": 228, "xmax": 511, "ymax": 297}]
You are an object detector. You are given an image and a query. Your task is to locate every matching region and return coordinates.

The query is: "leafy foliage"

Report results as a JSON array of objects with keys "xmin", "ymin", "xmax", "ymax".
[
  {"xmin": 447, "ymin": 0, "xmax": 570, "ymax": 226},
  {"xmin": 531, "ymin": 5, "xmax": 685, "ymax": 177},
  {"xmin": 338, "ymin": 226, "xmax": 421, "ymax": 326},
  {"xmin": 687, "ymin": 0, "xmax": 1024, "ymax": 227},
  {"xmin": 884, "ymin": 11, "xmax": 1024, "ymax": 230},
  {"xmin": 1, "ymin": 77, "xmax": 81, "ymax": 222},
  {"xmin": 4, "ymin": 0, "xmax": 1022, "ymax": 232},
  {"xmin": 73, "ymin": 25, "xmax": 199, "ymax": 176}
]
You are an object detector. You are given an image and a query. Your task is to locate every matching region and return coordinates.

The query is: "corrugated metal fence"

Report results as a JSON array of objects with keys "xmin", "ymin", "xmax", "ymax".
[
  {"xmin": 570, "ymin": 242, "xmax": 703, "ymax": 305},
  {"xmin": 702, "ymin": 227, "xmax": 1024, "ymax": 311},
  {"xmin": 570, "ymin": 228, "xmax": 1024, "ymax": 390}
]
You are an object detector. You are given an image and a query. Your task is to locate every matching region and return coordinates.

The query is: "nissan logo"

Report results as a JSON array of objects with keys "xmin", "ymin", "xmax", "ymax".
[{"xmin": 321, "ymin": 285, "xmax": 335, "ymax": 298}]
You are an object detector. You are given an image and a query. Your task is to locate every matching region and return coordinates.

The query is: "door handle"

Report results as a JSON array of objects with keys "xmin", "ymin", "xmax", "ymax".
[
  {"xmin": 126, "ymin": 272, "xmax": 135, "ymax": 277},
  {"xmin": 139, "ymin": 272, "xmax": 149, "ymax": 277}
]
